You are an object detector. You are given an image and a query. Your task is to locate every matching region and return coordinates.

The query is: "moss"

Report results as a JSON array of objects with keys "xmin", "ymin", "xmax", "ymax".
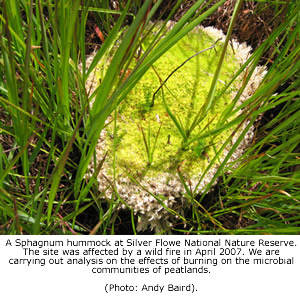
[
  {"xmin": 98, "ymin": 26, "xmax": 240, "ymax": 182},
  {"xmin": 85, "ymin": 24, "xmax": 265, "ymax": 232}
]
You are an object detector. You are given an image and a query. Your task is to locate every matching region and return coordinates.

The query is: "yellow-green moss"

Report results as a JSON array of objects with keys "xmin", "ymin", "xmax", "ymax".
[{"xmin": 98, "ymin": 26, "xmax": 241, "ymax": 181}]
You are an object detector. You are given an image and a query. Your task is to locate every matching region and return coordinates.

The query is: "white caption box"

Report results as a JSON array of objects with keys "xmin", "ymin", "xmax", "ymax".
[{"xmin": 0, "ymin": 235, "xmax": 298, "ymax": 297}]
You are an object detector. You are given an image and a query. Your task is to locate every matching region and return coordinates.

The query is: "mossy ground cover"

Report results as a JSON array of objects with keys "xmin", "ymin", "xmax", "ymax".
[
  {"xmin": 97, "ymin": 26, "xmax": 241, "ymax": 184},
  {"xmin": 1, "ymin": 1, "xmax": 298, "ymax": 235}
]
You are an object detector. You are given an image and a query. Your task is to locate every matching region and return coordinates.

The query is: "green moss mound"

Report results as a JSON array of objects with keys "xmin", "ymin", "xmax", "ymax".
[{"xmin": 102, "ymin": 27, "xmax": 239, "ymax": 181}]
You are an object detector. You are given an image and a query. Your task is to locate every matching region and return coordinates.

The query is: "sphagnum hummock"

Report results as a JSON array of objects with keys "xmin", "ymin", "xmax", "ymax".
[{"xmin": 84, "ymin": 23, "xmax": 266, "ymax": 232}]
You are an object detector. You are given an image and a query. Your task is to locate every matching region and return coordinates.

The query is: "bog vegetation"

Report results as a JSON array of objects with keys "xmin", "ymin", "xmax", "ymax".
[{"xmin": 0, "ymin": 0, "xmax": 299, "ymax": 235}]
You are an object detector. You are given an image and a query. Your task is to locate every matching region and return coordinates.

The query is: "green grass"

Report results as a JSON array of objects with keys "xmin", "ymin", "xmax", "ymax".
[{"xmin": 0, "ymin": 0, "xmax": 299, "ymax": 235}]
